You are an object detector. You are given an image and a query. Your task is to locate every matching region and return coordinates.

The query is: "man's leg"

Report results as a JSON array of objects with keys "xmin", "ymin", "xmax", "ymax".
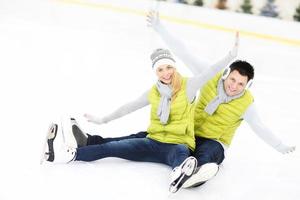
[
  {"xmin": 193, "ymin": 137, "xmax": 225, "ymax": 166},
  {"xmin": 182, "ymin": 137, "xmax": 224, "ymax": 188}
]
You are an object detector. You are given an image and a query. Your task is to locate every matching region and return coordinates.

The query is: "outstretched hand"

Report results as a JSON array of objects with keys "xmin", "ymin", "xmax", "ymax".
[
  {"xmin": 84, "ymin": 113, "xmax": 105, "ymax": 125},
  {"xmin": 276, "ymin": 143, "xmax": 296, "ymax": 154},
  {"xmin": 146, "ymin": 10, "xmax": 160, "ymax": 30},
  {"xmin": 230, "ymin": 31, "xmax": 239, "ymax": 58}
]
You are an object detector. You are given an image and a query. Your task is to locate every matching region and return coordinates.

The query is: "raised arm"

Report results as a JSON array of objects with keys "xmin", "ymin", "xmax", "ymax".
[
  {"xmin": 243, "ymin": 104, "xmax": 296, "ymax": 154},
  {"xmin": 147, "ymin": 10, "xmax": 210, "ymax": 75},
  {"xmin": 84, "ymin": 90, "xmax": 150, "ymax": 125},
  {"xmin": 185, "ymin": 33, "xmax": 239, "ymax": 101}
]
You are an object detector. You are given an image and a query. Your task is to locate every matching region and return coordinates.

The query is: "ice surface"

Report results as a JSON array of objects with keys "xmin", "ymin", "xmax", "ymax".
[{"xmin": 0, "ymin": 0, "xmax": 299, "ymax": 199}]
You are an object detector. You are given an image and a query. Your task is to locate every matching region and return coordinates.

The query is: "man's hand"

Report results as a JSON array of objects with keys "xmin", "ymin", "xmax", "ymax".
[
  {"xmin": 230, "ymin": 31, "xmax": 239, "ymax": 58},
  {"xmin": 276, "ymin": 143, "xmax": 296, "ymax": 154}
]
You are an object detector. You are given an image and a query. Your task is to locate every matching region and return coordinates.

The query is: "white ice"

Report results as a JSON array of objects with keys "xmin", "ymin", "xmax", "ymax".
[{"xmin": 0, "ymin": 0, "xmax": 299, "ymax": 199}]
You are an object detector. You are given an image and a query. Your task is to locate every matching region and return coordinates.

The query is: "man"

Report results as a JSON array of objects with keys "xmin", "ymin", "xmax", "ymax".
[{"xmin": 69, "ymin": 11, "xmax": 295, "ymax": 188}]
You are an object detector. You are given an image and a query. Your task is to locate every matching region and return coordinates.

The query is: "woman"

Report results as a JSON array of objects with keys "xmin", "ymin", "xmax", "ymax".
[{"xmin": 43, "ymin": 45, "xmax": 237, "ymax": 192}]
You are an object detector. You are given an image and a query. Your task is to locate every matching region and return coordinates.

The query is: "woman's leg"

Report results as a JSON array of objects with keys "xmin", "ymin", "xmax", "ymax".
[
  {"xmin": 86, "ymin": 131, "xmax": 148, "ymax": 145},
  {"xmin": 71, "ymin": 118, "xmax": 148, "ymax": 146},
  {"xmin": 75, "ymin": 138, "xmax": 191, "ymax": 169}
]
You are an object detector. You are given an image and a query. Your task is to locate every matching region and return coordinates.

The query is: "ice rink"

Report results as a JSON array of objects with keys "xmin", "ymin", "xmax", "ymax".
[{"xmin": 0, "ymin": 0, "xmax": 300, "ymax": 199}]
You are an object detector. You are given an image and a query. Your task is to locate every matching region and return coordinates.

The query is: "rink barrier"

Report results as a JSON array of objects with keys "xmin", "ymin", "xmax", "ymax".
[{"xmin": 56, "ymin": 0, "xmax": 300, "ymax": 47}]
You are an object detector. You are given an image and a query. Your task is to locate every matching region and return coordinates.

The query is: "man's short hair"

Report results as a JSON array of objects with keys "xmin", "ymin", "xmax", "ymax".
[{"xmin": 229, "ymin": 60, "xmax": 254, "ymax": 81}]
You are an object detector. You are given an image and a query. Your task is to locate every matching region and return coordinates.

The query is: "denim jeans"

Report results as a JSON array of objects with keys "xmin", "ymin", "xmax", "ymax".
[
  {"xmin": 193, "ymin": 136, "xmax": 225, "ymax": 166},
  {"xmin": 86, "ymin": 131, "xmax": 148, "ymax": 145},
  {"xmin": 76, "ymin": 137, "xmax": 191, "ymax": 169},
  {"xmin": 85, "ymin": 132, "xmax": 225, "ymax": 167}
]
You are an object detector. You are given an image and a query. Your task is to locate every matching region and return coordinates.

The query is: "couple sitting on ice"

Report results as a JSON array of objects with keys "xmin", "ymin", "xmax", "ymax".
[{"xmin": 42, "ymin": 11, "xmax": 295, "ymax": 193}]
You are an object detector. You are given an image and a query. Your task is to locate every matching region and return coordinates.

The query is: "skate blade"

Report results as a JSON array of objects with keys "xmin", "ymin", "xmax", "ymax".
[
  {"xmin": 40, "ymin": 123, "xmax": 57, "ymax": 164},
  {"xmin": 169, "ymin": 158, "xmax": 197, "ymax": 193},
  {"xmin": 169, "ymin": 175, "xmax": 184, "ymax": 193}
]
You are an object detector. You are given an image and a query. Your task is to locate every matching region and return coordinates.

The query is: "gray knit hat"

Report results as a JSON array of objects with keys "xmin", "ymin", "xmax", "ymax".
[{"xmin": 150, "ymin": 48, "xmax": 176, "ymax": 70}]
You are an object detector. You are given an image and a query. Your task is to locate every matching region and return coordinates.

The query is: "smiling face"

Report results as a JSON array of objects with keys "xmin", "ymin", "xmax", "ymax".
[
  {"xmin": 156, "ymin": 64, "xmax": 175, "ymax": 84},
  {"xmin": 223, "ymin": 70, "xmax": 249, "ymax": 96}
]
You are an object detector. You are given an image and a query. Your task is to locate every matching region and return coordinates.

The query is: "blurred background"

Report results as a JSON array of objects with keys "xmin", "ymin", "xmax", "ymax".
[{"xmin": 161, "ymin": 0, "xmax": 300, "ymax": 22}]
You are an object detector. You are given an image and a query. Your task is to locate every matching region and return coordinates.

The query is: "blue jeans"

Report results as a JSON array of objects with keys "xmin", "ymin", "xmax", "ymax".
[
  {"xmin": 76, "ymin": 137, "xmax": 191, "ymax": 169},
  {"xmin": 85, "ymin": 132, "xmax": 224, "ymax": 167},
  {"xmin": 193, "ymin": 136, "xmax": 224, "ymax": 166},
  {"xmin": 86, "ymin": 131, "xmax": 148, "ymax": 145}
]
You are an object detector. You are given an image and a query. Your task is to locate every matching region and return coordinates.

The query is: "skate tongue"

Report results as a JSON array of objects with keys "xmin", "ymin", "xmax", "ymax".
[{"xmin": 60, "ymin": 117, "xmax": 78, "ymax": 148}]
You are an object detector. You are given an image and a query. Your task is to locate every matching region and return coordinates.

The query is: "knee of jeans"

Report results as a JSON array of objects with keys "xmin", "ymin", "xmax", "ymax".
[
  {"xmin": 175, "ymin": 144, "xmax": 190, "ymax": 156},
  {"xmin": 196, "ymin": 151, "xmax": 224, "ymax": 166}
]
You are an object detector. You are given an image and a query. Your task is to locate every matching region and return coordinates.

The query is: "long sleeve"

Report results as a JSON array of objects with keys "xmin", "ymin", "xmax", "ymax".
[
  {"xmin": 99, "ymin": 90, "xmax": 150, "ymax": 123},
  {"xmin": 153, "ymin": 21, "xmax": 237, "ymax": 102},
  {"xmin": 155, "ymin": 23, "xmax": 211, "ymax": 75},
  {"xmin": 186, "ymin": 51, "xmax": 236, "ymax": 102},
  {"xmin": 243, "ymin": 103, "xmax": 283, "ymax": 150}
]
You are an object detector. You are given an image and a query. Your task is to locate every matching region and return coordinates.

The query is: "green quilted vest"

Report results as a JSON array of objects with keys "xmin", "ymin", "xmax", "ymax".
[
  {"xmin": 147, "ymin": 78, "xmax": 195, "ymax": 150},
  {"xmin": 194, "ymin": 73, "xmax": 253, "ymax": 146}
]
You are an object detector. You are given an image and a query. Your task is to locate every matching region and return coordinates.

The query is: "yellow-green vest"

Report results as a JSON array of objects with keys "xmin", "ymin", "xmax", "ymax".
[
  {"xmin": 194, "ymin": 73, "xmax": 254, "ymax": 146},
  {"xmin": 147, "ymin": 78, "xmax": 195, "ymax": 150}
]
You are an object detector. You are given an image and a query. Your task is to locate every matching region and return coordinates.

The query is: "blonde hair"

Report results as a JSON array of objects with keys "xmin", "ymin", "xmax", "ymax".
[{"xmin": 171, "ymin": 70, "xmax": 182, "ymax": 101}]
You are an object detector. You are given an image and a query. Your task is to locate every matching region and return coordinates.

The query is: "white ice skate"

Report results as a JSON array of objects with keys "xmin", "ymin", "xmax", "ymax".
[
  {"xmin": 169, "ymin": 156, "xmax": 197, "ymax": 193},
  {"xmin": 50, "ymin": 144, "xmax": 77, "ymax": 163},
  {"xmin": 61, "ymin": 117, "xmax": 88, "ymax": 148},
  {"xmin": 182, "ymin": 162, "xmax": 219, "ymax": 188},
  {"xmin": 41, "ymin": 123, "xmax": 77, "ymax": 164}
]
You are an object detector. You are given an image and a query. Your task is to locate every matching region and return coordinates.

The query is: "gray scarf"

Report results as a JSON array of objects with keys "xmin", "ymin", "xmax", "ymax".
[
  {"xmin": 156, "ymin": 81, "xmax": 172, "ymax": 125},
  {"xmin": 204, "ymin": 78, "xmax": 245, "ymax": 115}
]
